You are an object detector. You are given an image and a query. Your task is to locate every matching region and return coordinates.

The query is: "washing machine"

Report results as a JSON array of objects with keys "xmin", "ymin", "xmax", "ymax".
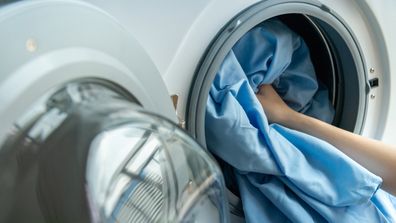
[
  {"xmin": 82, "ymin": 0, "xmax": 396, "ymax": 221},
  {"xmin": 82, "ymin": 0, "xmax": 395, "ymax": 141},
  {"xmin": 1, "ymin": 0, "xmax": 396, "ymax": 222}
]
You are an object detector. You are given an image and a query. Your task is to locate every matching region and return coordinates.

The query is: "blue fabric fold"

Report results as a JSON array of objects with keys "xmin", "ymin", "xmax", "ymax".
[
  {"xmin": 231, "ymin": 19, "xmax": 334, "ymax": 123},
  {"xmin": 206, "ymin": 19, "xmax": 396, "ymax": 222}
]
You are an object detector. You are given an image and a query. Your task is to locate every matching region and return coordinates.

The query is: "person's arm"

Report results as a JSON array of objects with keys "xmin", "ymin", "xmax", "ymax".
[{"xmin": 256, "ymin": 84, "xmax": 396, "ymax": 196}]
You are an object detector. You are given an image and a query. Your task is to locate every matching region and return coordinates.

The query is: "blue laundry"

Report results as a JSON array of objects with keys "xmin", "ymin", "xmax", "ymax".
[
  {"xmin": 206, "ymin": 19, "xmax": 396, "ymax": 222},
  {"xmin": 231, "ymin": 19, "xmax": 334, "ymax": 123}
]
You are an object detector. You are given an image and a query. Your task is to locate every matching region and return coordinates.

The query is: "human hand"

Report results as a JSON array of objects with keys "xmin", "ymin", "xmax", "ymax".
[{"xmin": 255, "ymin": 84, "xmax": 298, "ymax": 125}]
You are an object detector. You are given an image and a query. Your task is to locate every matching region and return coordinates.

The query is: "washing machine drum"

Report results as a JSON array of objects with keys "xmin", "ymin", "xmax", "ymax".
[{"xmin": 0, "ymin": 1, "xmax": 227, "ymax": 223}]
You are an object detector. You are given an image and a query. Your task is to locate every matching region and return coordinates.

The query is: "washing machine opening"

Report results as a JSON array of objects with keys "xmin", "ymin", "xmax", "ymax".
[
  {"xmin": 187, "ymin": 2, "xmax": 369, "ymax": 221},
  {"xmin": 188, "ymin": 13, "xmax": 367, "ymax": 142},
  {"xmin": 277, "ymin": 13, "xmax": 365, "ymax": 132},
  {"xmin": 0, "ymin": 79, "xmax": 228, "ymax": 223}
]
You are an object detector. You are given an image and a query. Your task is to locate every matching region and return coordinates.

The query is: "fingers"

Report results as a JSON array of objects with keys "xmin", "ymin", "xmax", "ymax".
[
  {"xmin": 256, "ymin": 84, "xmax": 284, "ymax": 104},
  {"xmin": 255, "ymin": 84, "xmax": 296, "ymax": 124}
]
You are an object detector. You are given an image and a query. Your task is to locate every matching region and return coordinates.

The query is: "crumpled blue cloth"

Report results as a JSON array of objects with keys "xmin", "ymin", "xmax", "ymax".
[
  {"xmin": 206, "ymin": 19, "xmax": 396, "ymax": 222},
  {"xmin": 231, "ymin": 19, "xmax": 334, "ymax": 123}
]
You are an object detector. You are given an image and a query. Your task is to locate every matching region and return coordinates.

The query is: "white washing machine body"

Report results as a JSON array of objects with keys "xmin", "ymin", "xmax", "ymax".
[
  {"xmin": 1, "ymin": 0, "xmax": 396, "ymax": 222},
  {"xmin": 85, "ymin": 0, "xmax": 396, "ymax": 144},
  {"xmin": 363, "ymin": 0, "xmax": 396, "ymax": 143}
]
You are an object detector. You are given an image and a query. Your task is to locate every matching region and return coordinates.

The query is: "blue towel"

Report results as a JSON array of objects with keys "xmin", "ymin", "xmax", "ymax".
[{"xmin": 206, "ymin": 19, "xmax": 396, "ymax": 222}]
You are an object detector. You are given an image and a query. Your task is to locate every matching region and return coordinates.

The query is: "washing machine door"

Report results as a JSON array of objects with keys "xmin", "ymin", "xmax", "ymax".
[{"xmin": 0, "ymin": 1, "xmax": 228, "ymax": 223}]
